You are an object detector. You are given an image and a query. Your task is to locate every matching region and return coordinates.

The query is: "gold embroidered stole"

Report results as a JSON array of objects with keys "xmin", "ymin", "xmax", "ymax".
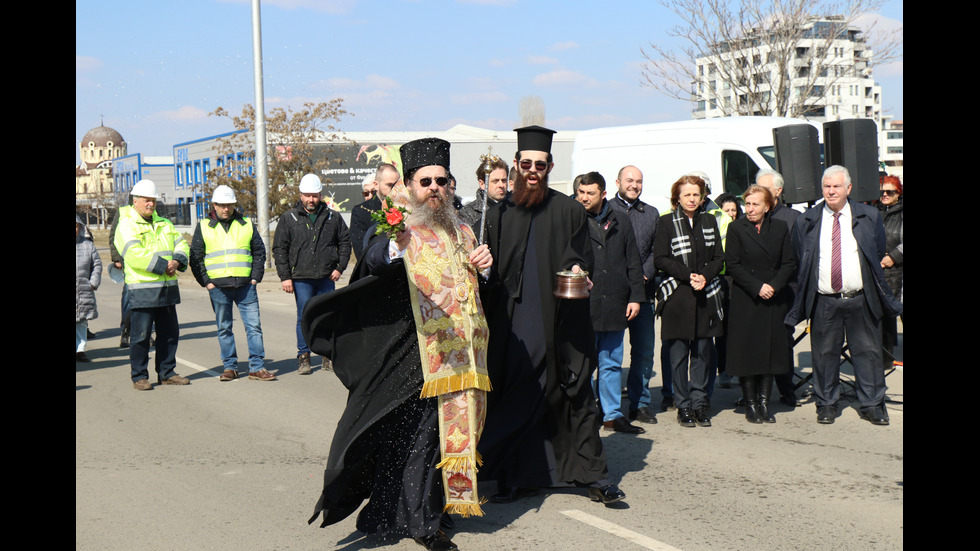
[{"xmin": 402, "ymin": 222, "xmax": 491, "ymax": 517}]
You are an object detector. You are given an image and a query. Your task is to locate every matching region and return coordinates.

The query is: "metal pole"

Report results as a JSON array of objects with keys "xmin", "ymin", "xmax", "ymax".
[{"xmin": 251, "ymin": 0, "xmax": 271, "ymax": 267}]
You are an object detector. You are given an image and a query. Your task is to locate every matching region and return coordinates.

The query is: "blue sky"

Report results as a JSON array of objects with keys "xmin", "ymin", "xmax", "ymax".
[{"xmin": 76, "ymin": 0, "xmax": 903, "ymax": 163}]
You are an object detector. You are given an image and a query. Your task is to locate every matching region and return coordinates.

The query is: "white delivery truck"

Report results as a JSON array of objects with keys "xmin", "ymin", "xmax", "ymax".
[{"xmin": 570, "ymin": 116, "xmax": 821, "ymax": 213}]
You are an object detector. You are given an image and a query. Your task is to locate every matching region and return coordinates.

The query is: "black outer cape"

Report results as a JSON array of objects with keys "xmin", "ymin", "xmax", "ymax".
[{"xmin": 301, "ymin": 240, "xmax": 425, "ymax": 527}]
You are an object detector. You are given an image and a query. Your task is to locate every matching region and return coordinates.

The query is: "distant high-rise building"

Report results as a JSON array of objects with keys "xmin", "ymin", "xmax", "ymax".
[{"xmin": 693, "ymin": 16, "xmax": 883, "ymax": 128}]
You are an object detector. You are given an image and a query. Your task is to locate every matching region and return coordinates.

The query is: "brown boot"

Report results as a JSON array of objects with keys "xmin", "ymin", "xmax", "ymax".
[{"xmin": 298, "ymin": 352, "xmax": 312, "ymax": 375}]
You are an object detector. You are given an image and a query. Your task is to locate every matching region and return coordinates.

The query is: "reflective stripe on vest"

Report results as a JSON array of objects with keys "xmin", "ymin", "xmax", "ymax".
[{"xmin": 200, "ymin": 218, "xmax": 254, "ymax": 279}]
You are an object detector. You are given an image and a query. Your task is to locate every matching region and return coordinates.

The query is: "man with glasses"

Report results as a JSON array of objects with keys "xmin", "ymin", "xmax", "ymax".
[
  {"xmin": 350, "ymin": 163, "xmax": 401, "ymax": 259},
  {"xmin": 480, "ymin": 125, "xmax": 626, "ymax": 506},
  {"xmin": 304, "ymin": 138, "xmax": 492, "ymax": 551}
]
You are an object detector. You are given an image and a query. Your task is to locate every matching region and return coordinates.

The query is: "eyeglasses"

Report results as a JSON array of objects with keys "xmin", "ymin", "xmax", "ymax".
[
  {"xmin": 519, "ymin": 159, "xmax": 549, "ymax": 172},
  {"xmin": 413, "ymin": 176, "xmax": 450, "ymax": 188},
  {"xmin": 362, "ymin": 191, "xmax": 373, "ymax": 198},
  {"xmin": 881, "ymin": 189, "xmax": 899, "ymax": 197}
]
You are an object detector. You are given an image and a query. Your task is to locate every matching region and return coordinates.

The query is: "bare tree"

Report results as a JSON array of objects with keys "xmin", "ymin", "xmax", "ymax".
[
  {"xmin": 205, "ymin": 100, "xmax": 352, "ymax": 221},
  {"xmin": 519, "ymin": 95, "xmax": 546, "ymax": 126},
  {"xmin": 640, "ymin": 0, "xmax": 902, "ymax": 118}
]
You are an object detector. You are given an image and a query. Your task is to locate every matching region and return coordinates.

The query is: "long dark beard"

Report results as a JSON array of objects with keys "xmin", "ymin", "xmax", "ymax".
[
  {"xmin": 512, "ymin": 170, "xmax": 549, "ymax": 209},
  {"xmin": 408, "ymin": 191, "xmax": 458, "ymax": 233}
]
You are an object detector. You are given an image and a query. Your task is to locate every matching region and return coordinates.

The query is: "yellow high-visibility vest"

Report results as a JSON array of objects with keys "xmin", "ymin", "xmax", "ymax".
[{"xmin": 200, "ymin": 217, "xmax": 254, "ymax": 279}]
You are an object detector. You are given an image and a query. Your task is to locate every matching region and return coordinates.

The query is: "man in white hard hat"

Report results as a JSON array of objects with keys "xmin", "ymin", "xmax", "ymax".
[
  {"xmin": 273, "ymin": 173, "xmax": 351, "ymax": 374},
  {"xmin": 114, "ymin": 179, "xmax": 191, "ymax": 390},
  {"xmin": 190, "ymin": 185, "xmax": 275, "ymax": 382}
]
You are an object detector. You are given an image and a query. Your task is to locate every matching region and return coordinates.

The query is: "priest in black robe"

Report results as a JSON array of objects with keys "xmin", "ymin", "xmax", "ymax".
[
  {"xmin": 478, "ymin": 125, "xmax": 626, "ymax": 505},
  {"xmin": 304, "ymin": 138, "xmax": 493, "ymax": 551}
]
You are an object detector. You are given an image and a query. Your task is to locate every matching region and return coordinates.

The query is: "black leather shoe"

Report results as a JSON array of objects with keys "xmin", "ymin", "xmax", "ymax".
[
  {"xmin": 858, "ymin": 406, "xmax": 889, "ymax": 426},
  {"xmin": 633, "ymin": 406, "xmax": 658, "ymax": 424},
  {"xmin": 816, "ymin": 405, "xmax": 836, "ymax": 424},
  {"xmin": 603, "ymin": 417, "xmax": 645, "ymax": 434},
  {"xmin": 744, "ymin": 402, "xmax": 763, "ymax": 424},
  {"xmin": 414, "ymin": 530, "xmax": 458, "ymax": 550},
  {"xmin": 661, "ymin": 396, "xmax": 676, "ymax": 411},
  {"xmin": 588, "ymin": 484, "xmax": 626, "ymax": 505},
  {"xmin": 490, "ymin": 486, "xmax": 538, "ymax": 503},
  {"xmin": 677, "ymin": 408, "xmax": 696, "ymax": 427},
  {"xmin": 694, "ymin": 407, "xmax": 712, "ymax": 427}
]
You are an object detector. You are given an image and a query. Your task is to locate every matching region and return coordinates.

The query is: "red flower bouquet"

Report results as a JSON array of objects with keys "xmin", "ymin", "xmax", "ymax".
[{"xmin": 371, "ymin": 196, "xmax": 409, "ymax": 238}]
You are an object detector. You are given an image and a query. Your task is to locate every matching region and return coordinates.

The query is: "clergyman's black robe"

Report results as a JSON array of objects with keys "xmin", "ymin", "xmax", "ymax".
[
  {"xmin": 303, "ymin": 235, "xmax": 443, "ymax": 538},
  {"xmin": 478, "ymin": 189, "xmax": 610, "ymax": 488}
]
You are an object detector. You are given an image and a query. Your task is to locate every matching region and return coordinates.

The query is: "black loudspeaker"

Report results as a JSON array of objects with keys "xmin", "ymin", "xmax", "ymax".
[
  {"xmin": 823, "ymin": 119, "xmax": 880, "ymax": 203},
  {"xmin": 773, "ymin": 124, "xmax": 822, "ymax": 204}
]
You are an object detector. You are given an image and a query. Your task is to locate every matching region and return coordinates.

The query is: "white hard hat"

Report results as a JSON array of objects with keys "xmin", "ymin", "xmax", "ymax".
[
  {"xmin": 212, "ymin": 185, "xmax": 237, "ymax": 204},
  {"xmin": 131, "ymin": 179, "xmax": 160, "ymax": 199},
  {"xmin": 299, "ymin": 173, "xmax": 323, "ymax": 193}
]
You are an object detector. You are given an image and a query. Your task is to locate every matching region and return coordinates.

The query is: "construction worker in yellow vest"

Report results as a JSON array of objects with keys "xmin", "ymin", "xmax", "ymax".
[
  {"xmin": 190, "ymin": 185, "xmax": 275, "ymax": 382},
  {"xmin": 114, "ymin": 179, "xmax": 190, "ymax": 390}
]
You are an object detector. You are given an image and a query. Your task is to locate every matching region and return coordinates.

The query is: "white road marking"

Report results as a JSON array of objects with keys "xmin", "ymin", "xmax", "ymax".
[
  {"xmin": 177, "ymin": 357, "xmax": 221, "ymax": 377},
  {"xmin": 561, "ymin": 510, "xmax": 684, "ymax": 551}
]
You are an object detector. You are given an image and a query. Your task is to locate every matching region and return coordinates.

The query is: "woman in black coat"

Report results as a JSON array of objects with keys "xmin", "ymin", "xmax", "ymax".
[
  {"xmin": 724, "ymin": 185, "xmax": 797, "ymax": 423},
  {"xmin": 654, "ymin": 175, "xmax": 725, "ymax": 427}
]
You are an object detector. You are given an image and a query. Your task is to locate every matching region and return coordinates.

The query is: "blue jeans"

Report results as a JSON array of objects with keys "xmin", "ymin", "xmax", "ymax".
[
  {"xmin": 293, "ymin": 278, "xmax": 335, "ymax": 355},
  {"xmin": 129, "ymin": 305, "xmax": 179, "ymax": 382},
  {"xmin": 595, "ymin": 330, "xmax": 626, "ymax": 422},
  {"xmin": 625, "ymin": 302, "xmax": 655, "ymax": 411},
  {"xmin": 208, "ymin": 284, "xmax": 265, "ymax": 372}
]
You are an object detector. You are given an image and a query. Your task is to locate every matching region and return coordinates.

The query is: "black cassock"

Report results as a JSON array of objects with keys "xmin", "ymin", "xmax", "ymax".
[
  {"xmin": 478, "ymin": 189, "xmax": 610, "ymax": 488},
  {"xmin": 303, "ymin": 236, "xmax": 443, "ymax": 538}
]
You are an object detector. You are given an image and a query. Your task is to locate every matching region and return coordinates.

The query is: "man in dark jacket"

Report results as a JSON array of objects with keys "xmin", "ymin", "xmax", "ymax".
[
  {"xmin": 190, "ymin": 185, "xmax": 274, "ymax": 382},
  {"xmin": 460, "ymin": 157, "xmax": 509, "ymax": 238},
  {"xmin": 273, "ymin": 174, "xmax": 351, "ymax": 374},
  {"xmin": 786, "ymin": 166, "xmax": 902, "ymax": 425},
  {"xmin": 577, "ymin": 172, "xmax": 646, "ymax": 434},
  {"xmin": 608, "ymin": 165, "xmax": 662, "ymax": 423},
  {"xmin": 349, "ymin": 163, "xmax": 400, "ymax": 259}
]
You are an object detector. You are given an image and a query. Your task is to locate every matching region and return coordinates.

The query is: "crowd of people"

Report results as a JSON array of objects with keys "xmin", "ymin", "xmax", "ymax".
[{"xmin": 76, "ymin": 126, "xmax": 903, "ymax": 551}]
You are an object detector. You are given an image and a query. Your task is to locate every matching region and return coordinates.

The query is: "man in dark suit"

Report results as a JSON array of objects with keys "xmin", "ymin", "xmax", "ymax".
[
  {"xmin": 349, "ymin": 163, "xmax": 401, "ymax": 259},
  {"xmin": 786, "ymin": 165, "xmax": 902, "ymax": 425}
]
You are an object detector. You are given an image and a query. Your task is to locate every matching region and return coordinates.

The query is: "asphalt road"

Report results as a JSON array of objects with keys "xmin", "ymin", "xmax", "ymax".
[{"xmin": 76, "ymin": 257, "xmax": 903, "ymax": 551}]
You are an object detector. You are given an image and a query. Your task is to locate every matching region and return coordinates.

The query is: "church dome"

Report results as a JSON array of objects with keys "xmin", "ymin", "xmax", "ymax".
[{"xmin": 82, "ymin": 125, "xmax": 125, "ymax": 148}]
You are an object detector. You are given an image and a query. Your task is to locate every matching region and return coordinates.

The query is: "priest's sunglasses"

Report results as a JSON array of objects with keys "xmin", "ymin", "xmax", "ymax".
[
  {"xmin": 519, "ymin": 159, "xmax": 550, "ymax": 171},
  {"xmin": 412, "ymin": 176, "xmax": 450, "ymax": 188}
]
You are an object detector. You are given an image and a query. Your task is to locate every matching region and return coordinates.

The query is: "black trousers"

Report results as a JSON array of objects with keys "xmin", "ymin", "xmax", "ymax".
[{"xmin": 809, "ymin": 294, "xmax": 884, "ymax": 408}]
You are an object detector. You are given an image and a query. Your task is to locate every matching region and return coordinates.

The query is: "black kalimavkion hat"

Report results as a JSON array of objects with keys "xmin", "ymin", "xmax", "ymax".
[
  {"xmin": 399, "ymin": 137, "xmax": 451, "ymax": 176},
  {"xmin": 515, "ymin": 125, "xmax": 556, "ymax": 153}
]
